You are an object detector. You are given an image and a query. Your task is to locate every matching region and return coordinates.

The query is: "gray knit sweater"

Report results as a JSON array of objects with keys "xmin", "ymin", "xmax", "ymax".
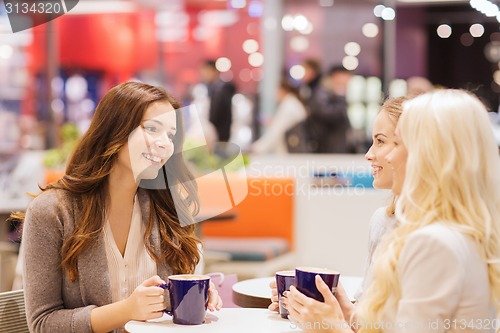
[
  {"xmin": 22, "ymin": 188, "xmax": 173, "ymax": 333},
  {"xmin": 355, "ymin": 206, "xmax": 398, "ymax": 301}
]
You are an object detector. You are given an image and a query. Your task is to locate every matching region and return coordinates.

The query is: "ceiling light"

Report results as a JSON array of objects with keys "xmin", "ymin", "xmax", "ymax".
[
  {"xmin": 470, "ymin": 23, "xmax": 485, "ymax": 37},
  {"xmin": 374, "ymin": 5, "xmax": 385, "ymax": 18},
  {"xmin": 437, "ymin": 24, "xmax": 452, "ymax": 38},
  {"xmin": 362, "ymin": 23, "xmax": 379, "ymax": 38},
  {"xmin": 290, "ymin": 65, "xmax": 305, "ymax": 80},
  {"xmin": 381, "ymin": 7, "xmax": 396, "ymax": 20}
]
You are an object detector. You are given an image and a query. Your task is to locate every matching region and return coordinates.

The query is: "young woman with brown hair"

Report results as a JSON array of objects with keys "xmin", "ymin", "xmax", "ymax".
[{"xmin": 19, "ymin": 82, "xmax": 222, "ymax": 333}]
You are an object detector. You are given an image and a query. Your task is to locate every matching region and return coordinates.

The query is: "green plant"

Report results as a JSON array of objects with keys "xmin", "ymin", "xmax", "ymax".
[
  {"xmin": 43, "ymin": 123, "xmax": 80, "ymax": 169},
  {"xmin": 183, "ymin": 139, "xmax": 248, "ymax": 174}
]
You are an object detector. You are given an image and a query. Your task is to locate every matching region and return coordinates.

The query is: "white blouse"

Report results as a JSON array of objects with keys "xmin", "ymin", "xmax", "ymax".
[
  {"xmin": 103, "ymin": 196, "xmax": 204, "ymax": 304},
  {"xmin": 377, "ymin": 223, "xmax": 494, "ymax": 333},
  {"xmin": 103, "ymin": 197, "xmax": 157, "ymax": 303},
  {"xmin": 252, "ymin": 93, "xmax": 307, "ymax": 154},
  {"xmin": 356, "ymin": 206, "xmax": 398, "ymax": 300}
]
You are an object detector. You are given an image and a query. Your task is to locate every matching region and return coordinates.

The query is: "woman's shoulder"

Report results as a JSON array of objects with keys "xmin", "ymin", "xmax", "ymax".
[
  {"xmin": 404, "ymin": 223, "xmax": 474, "ymax": 260},
  {"xmin": 282, "ymin": 94, "xmax": 307, "ymax": 111},
  {"xmin": 26, "ymin": 188, "xmax": 74, "ymax": 221},
  {"xmin": 369, "ymin": 206, "xmax": 397, "ymax": 230},
  {"xmin": 408, "ymin": 223, "xmax": 466, "ymax": 246}
]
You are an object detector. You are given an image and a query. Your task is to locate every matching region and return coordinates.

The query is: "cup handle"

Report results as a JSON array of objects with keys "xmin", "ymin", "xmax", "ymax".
[
  {"xmin": 206, "ymin": 272, "xmax": 225, "ymax": 287},
  {"xmin": 158, "ymin": 283, "xmax": 173, "ymax": 316}
]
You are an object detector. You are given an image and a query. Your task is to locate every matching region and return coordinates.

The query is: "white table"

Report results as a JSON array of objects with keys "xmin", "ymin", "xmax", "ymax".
[
  {"xmin": 232, "ymin": 277, "xmax": 273, "ymax": 308},
  {"xmin": 125, "ymin": 308, "xmax": 299, "ymax": 333},
  {"xmin": 231, "ymin": 275, "xmax": 363, "ymax": 308}
]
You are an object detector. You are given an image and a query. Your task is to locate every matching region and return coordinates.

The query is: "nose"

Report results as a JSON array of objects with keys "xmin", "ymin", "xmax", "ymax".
[
  {"xmin": 365, "ymin": 145, "xmax": 374, "ymax": 161},
  {"xmin": 153, "ymin": 132, "xmax": 171, "ymax": 149}
]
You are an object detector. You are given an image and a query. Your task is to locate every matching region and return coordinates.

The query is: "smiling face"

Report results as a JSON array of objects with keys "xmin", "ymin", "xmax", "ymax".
[
  {"xmin": 365, "ymin": 110, "xmax": 398, "ymax": 189},
  {"xmin": 117, "ymin": 101, "xmax": 177, "ymax": 183},
  {"xmin": 385, "ymin": 126, "xmax": 408, "ymax": 196}
]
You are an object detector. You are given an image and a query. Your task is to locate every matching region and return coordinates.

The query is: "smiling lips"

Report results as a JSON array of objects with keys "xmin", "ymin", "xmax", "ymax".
[
  {"xmin": 142, "ymin": 153, "xmax": 163, "ymax": 164},
  {"xmin": 371, "ymin": 164, "xmax": 382, "ymax": 176}
]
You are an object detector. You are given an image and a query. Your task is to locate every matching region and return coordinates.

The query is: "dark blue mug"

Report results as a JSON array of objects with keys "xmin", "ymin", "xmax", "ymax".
[
  {"xmin": 276, "ymin": 270, "xmax": 295, "ymax": 319},
  {"xmin": 295, "ymin": 267, "xmax": 340, "ymax": 302},
  {"xmin": 159, "ymin": 274, "xmax": 210, "ymax": 325}
]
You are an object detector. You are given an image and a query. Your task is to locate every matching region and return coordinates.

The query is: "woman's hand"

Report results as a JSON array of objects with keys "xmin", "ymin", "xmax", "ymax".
[
  {"xmin": 125, "ymin": 275, "xmax": 167, "ymax": 321},
  {"xmin": 334, "ymin": 282, "xmax": 357, "ymax": 325},
  {"xmin": 207, "ymin": 281, "xmax": 223, "ymax": 311},
  {"xmin": 284, "ymin": 275, "xmax": 353, "ymax": 333},
  {"xmin": 268, "ymin": 279, "xmax": 279, "ymax": 312}
]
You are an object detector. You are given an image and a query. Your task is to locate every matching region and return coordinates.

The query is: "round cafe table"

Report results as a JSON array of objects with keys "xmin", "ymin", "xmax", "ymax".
[
  {"xmin": 231, "ymin": 275, "xmax": 363, "ymax": 308},
  {"xmin": 232, "ymin": 277, "xmax": 273, "ymax": 308},
  {"xmin": 125, "ymin": 308, "xmax": 299, "ymax": 333}
]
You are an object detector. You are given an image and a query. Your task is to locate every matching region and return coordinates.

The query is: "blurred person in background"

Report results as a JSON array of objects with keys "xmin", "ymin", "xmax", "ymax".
[
  {"xmin": 0, "ymin": 112, "xmax": 44, "ymax": 242},
  {"xmin": 307, "ymin": 65, "xmax": 352, "ymax": 153},
  {"xmin": 200, "ymin": 59, "xmax": 236, "ymax": 142},
  {"xmin": 251, "ymin": 79, "xmax": 308, "ymax": 154},
  {"xmin": 298, "ymin": 58, "xmax": 323, "ymax": 103},
  {"xmin": 14, "ymin": 82, "xmax": 222, "ymax": 333}
]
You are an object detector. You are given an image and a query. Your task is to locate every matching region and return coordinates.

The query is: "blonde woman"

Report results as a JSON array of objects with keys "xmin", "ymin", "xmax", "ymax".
[
  {"xmin": 285, "ymin": 89, "xmax": 500, "ymax": 332},
  {"xmin": 269, "ymin": 97, "xmax": 407, "ymax": 315}
]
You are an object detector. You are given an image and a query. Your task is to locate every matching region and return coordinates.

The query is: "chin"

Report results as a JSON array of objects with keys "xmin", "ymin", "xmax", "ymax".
[
  {"xmin": 136, "ymin": 166, "xmax": 162, "ymax": 181},
  {"xmin": 373, "ymin": 179, "xmax": 390, "ymax": 190}
]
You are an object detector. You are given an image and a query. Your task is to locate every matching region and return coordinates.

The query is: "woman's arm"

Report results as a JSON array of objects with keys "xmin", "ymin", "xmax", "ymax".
[
  {"xmin": 90, "ymin": 276, "xmax": 166, "ymax": 333},
  {"xmin": 394, "ymin": 226, "xmax": 464, "ymax": 333},
  {"xmin": 23, "ymin": 194, "xmax": 168, "ymax": 333},
  {"xmin": 23, "ymin": 197, "xmax": 96, "ymax": 333}
]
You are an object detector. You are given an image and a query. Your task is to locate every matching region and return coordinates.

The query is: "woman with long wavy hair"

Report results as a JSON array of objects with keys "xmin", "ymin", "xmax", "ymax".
[
  {"xmin": 18, "ymin": 82, "xmax": 222, "ymax": 333},
  {"xmin": 285, "ymin": 89, "xmax": 500, "ymax": 332},
  {"xmin": 269, "ymin": 97, "xmax": 407, "ymax": 315}
]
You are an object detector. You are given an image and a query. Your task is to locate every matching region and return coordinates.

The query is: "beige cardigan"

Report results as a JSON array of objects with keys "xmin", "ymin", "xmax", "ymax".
[{"xmin": 22, "ymin": 188, "xmax": 173, "ymax": 333}]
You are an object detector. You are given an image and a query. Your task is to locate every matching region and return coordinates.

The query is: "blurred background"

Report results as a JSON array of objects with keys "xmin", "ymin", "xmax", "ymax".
[
  {"xmin": 0, "ymin": 0, "xmax": 498, "ymax": 152},
  {"xmin": 0, "ymin": 0, "xmax": 499, "ymax": 292}
]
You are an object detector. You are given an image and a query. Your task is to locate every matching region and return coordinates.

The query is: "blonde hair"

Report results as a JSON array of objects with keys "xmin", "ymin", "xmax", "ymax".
[
  {"xmin": 379, "ymin": 96, "xmax": 408, "ymax": 217},
  {"xmin": 357, "ymin": 89, "xmax": 500, "ymax": 332}
]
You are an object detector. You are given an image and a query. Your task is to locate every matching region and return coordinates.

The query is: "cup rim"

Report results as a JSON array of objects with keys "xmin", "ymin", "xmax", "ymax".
[
  {"xmin": 295, "ymin": 267, "xmax": 340, "ymax": 275},
  {"xmin": 276, "ymin": 270, "xmax": 295, "ymax": 276},
  {"xmin": 168, "ymin": 274, "xmax": 211, "ymax": 281}
]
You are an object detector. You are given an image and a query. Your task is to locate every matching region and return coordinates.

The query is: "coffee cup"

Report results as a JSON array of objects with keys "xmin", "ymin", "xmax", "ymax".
[
  {"xmin": 275, "ymin": 270, "xmax": 295, "ymax": 319},
  {"xmin": 159, "ymin": 274, "xmax": 210, "ymax": 325},
  {"xmin": 295, "ymin": 267, "xmax": 340, "ymax": 302}
]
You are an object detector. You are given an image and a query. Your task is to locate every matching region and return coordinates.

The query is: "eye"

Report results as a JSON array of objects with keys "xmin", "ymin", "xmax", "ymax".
[
  {"xmin": 168, "ymin": 133, "xmax": 175, "ymax": 141},
  {"xmin": 143, "ymin": 125, "xmax": 158, "ymax": 133},
  {"xmin": 377, "ymin": 138, "xmax": 384, "ymax": 145}
]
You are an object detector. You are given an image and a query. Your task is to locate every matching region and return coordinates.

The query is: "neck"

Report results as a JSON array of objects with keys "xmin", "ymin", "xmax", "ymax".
[{"xmin": 107, "ymin": 167, "xmax": 138, "ymax": 210}]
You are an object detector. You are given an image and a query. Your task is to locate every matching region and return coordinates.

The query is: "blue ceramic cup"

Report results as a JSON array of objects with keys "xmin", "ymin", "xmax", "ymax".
[
  {"xmin": 159, "ymin": 274, "xmax": 210, "ymax": 325},
  {"xmin": 276, "ymin": 270, "xmax": 295, "ymax": 319},
  {"xmin": 295, "ymin": 267, "xmax": 340, "ymax": 302}
]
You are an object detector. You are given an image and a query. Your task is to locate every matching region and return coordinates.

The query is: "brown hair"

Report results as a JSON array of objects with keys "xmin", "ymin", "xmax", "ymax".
[
  {"xmin": 15, "ymin": 82, "xmax": 200, "ymax": 282},
  {"xmin": 379, "ymin": 96, "xmax": 408, "ymax": 217},
  {"xmin": 279, "ymin": 78, "xmax": 306, "ymax": 105},
  {"xmin": 302, "ymin": 58, "xmax": 321, "ymax": 73}
]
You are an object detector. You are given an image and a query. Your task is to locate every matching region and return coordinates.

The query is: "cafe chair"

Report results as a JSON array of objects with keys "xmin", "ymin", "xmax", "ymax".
[
  {"xmin": 0, "ymin": 289, "xmax": 29, "ymax": 333},
  {"xmin": 201, "ymin": 177, "xmax": 296, "ymax": 280},
  {"xmin": 0, "ymin": 241, "xmax": 19, "ymax": 292}
]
